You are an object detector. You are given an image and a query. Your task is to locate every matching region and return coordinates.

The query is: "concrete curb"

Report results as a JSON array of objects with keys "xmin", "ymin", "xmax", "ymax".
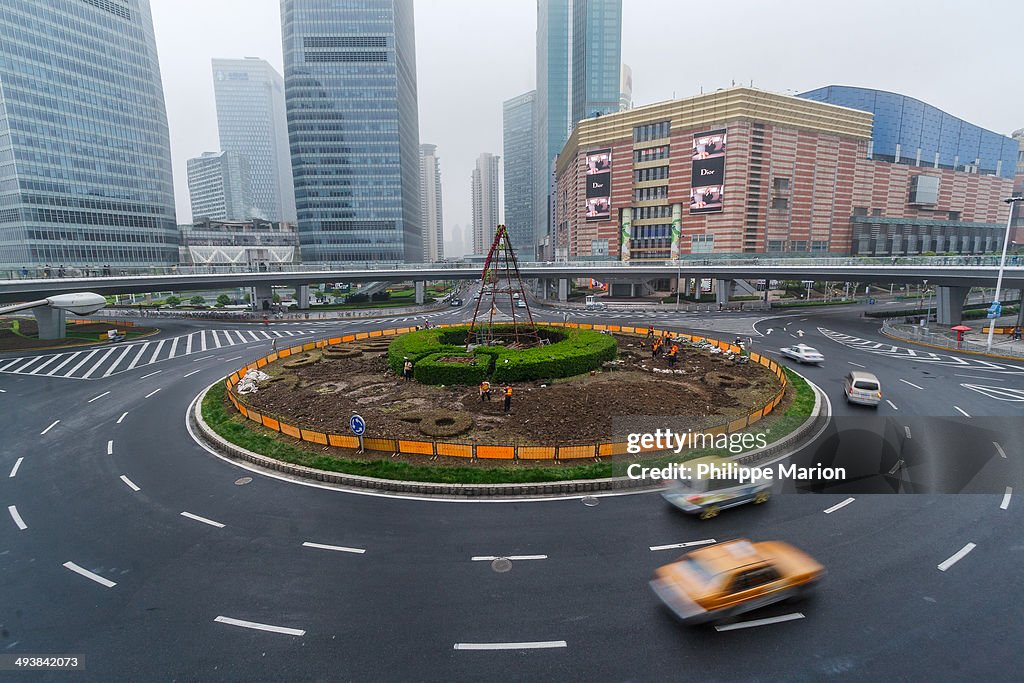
[{"xmin": 189, "ymin": 377, "xmax": 828, "ymax": 499}]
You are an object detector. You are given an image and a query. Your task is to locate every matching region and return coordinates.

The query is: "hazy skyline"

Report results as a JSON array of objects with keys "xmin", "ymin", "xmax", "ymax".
[{"xmin": 151, "ymin": 0, "xmax": 1024, "ymax": 255}]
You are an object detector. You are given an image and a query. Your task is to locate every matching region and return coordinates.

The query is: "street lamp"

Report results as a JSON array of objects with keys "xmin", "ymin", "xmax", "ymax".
[
  {"xmin": 986, "ymin": 195, "xmax": 1024, "ymax": 351},
  {"xmin": 675, "ymin": 260, "xmax": 681, "ymax": 311}
]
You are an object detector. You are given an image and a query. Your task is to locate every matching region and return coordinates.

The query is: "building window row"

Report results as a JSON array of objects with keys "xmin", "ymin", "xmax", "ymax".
[
  {"xmin": 633, "ymin": 120, "xmax": 671, "ymax": 143},
  {"xmin": 632, "ymin": 224, "xmax": 671, "ymax": 239},
  {"xmin": 303, "ymin": 36, "xmax": 387, "ymax": 48},
  {"xmin": 634, "ymin": 166, "xmax": 669, "ymax": 183},
  {"xmin": 635, "ymin": 185, "xmax": 668, "ymax": 201},
  {"xmin": 633, "ymin": 205, "xmax": 673, "ymax": 219},
  {"xmin": 691, "ymin": 234, "xmax": 714, "ymax": 253},
  {"xmin": 634, "ymin": 145, "xmax": 669, "ymax": 163},
  {"xmin": 303, "ymin": 52, "xmax": 388, "ymax": 63}
]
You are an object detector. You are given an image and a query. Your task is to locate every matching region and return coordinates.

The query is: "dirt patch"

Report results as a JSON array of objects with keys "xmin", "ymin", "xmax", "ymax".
[{"xmin": 242, "ymin": 333, "xmax": 782, "ymax": 446}]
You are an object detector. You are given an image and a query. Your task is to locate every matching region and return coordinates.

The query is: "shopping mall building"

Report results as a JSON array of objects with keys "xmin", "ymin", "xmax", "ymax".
[{"xmin": 553, "ymin": 86, "xmax": 1016, "ymax": 262}]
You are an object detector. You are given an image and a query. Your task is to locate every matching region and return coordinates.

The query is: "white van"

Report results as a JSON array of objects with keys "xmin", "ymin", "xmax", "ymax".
[{"xmin": 584, "ymin": 295, "xmax": 606, "ymax": 310}]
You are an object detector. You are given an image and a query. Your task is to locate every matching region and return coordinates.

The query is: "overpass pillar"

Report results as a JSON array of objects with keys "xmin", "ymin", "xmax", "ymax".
[
  {"xmin": 32, "ymin": 306, "xmax": 66, "ymax": 340},
  {"xmin": 253, "ymin": 283, "xmax": 273, "ymax": 312},
  {"xmin": 716, "ymin": 279, "xmax": 733, "ymax": 308},
  {"xmin": 415, "ymin": 281, "xmax": 425, "ymax": 305},
  {"xmin": 297, "ymin": 284, "xmax": 310, "ymax": 309},
  {"xmin": 936, "ymin": 286, "xmax": 969, "ymax": 325},
  {"xmin": 558, "ymin": 278, "xmax": 569, "ymax": 302}
]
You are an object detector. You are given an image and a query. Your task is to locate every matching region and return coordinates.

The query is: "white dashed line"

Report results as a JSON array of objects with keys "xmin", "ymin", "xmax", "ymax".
[
  {"xmin": 86, "ymin": 391, "xmax": 110, "ymax": 403},
  {"xmin": 1000, "ymin": 487, "xmax": 1012, "ymax": 510},
  {"xmin": 183, "ymin": 369, "xmax": 203, "ymax": 378},
  {"xmin": 120, "ymin": 475, "xmax": 140, "ymax": 492},
  {"xmin": 937, "ymin": 543, "xmax": 976, "ymax": 572},
  {"xmin": 214, "ymin": 616, "xmax": 305, "ymax": 637},
  {"xmin": 904, "ymin": 426, "xmax": 912, "ymax": 439},
  {"xmin": 144, "ymin": 388, "xmax": 161, "ymax": 399},
  {"xmin": 116, "ymin": 412, "xmax": 128, "ymax": 424},
  {"xmin": 824, "ymin": 497, "xmax": 855, "ymax": 514},
  {"xmin": 63, "ymin": 561, "xmax": 117, "ymax": 588},
  {"xmin": 40, "ymin": 419, "xmax": 60, "ymax": 435},
  {"xmin": 953, "ymin": 406, "xmax": 971, "ymax": 417},
  {"xmin": 140, "ymin": 370, "xmax": 162, "ymax": 379},
  {"xmin": 191, "ymin": 355, "xmax": 213, "ymax": 362},
  {"xmin": 302, "ymin": 542, "xmax": 366, "ymax": 554},
  {"xmin": 847, "ymin": 362, "xmax": 866, "ymax": 368},
  {"xmin": 8, "ymin": 505, "xmax": 27, "ymax": 530},
  {"xmin": 223, "ymin": 355, "xmax": 242, "ymax": 362},
  {"xmin": 9, "ymin": 457, "xmax": 24, "ymax": 478},
  {"xmin": 899, "ymin": 379, "xmax": 924, "ymax": 390},
  {"xmin": 886, "ymin": 400, "xmax": 898, "ymax": 410},
  {"xmin": 454, "ymin": 641, "xmax": 567, "ymax": 651},
  {"xmin": 715, "ymin": 613, "xmax": 804, "ymax": 632},
  {"xmin": 649, "ymin": 539, "xmax": 717, "ymax": 551},
  {"xmin": 106, "ymin": 440, "xmax": 113, "ymax": 455},
  {"xmin": 470, "ymin": 555, "xmax": 547, "ymax": 561},
  {"xmin": 994, "ymin": 442, "xmax": 1006, "ymax": 459},
  {"xmin": 180, "ymin": 511, "xmax": 225, "ymax": 528}
]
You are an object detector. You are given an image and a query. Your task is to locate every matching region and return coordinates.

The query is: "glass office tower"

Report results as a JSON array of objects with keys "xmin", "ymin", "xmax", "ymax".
[
  {"xmin": 280, "ymin": 0, "xmax": 421, "ymax": 263},
  {"xmin": 534, "ymin": 0, "xmax": 571, "ymax": 258},
  {"xmin": 0, "ymin": 0, "xmax": 178, "ymax": 269},
  {"xmin": 213, "ymin": 58, "xmax": 296, "ymax": 223},
  {"xmin": 503, "ymin": 91, "xmax": 536, "ymax": 260},
  {"xmin": 571, "ymin": 0, "xmax": 623, "ymax": 125}
]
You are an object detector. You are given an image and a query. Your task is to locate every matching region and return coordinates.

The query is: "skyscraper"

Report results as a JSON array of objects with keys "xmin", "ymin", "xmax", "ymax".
[
  {"xmin": 281, "ymin": 0, "xmax": 421, "ymax": 263},
  {"xmin": 471, "ymin": 153, "xmax": 501, "ymax": 256},
  {"xmin": 619, "ymin": 63, "xmax": 633, "ymax": 111},
  {"xmin": 419, "ymin": 144, "xmax": 444, "ymax": 263},
  {"xmin": 212, "ymin": 57, "xmax": 296, "ymax": 223},
  {"xmin": 534, "ymin": 0, "xmax": 622, "ymax": 259},
  {"xmin": 503, "ymin": 91, "xmax": 536, "ymax": 261},
  {"xmin": 0, "ymin": 0, "xmax": 178, "ymax": 268},
  {"xmin": 187, "ymin": 151, "xmax": 253, "ymax": 221}
]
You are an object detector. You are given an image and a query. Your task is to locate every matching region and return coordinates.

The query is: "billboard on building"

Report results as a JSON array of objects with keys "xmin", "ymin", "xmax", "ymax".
[
  {"xmin": 691, "ymin": 129, "xmax": 726, "ymax": 214},
  {"xmin": 585, "ymin": 149, "xmax": 612, "ymax": 221}
]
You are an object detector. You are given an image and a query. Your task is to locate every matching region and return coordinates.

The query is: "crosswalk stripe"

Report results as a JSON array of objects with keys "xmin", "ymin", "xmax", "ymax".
[
  {"xmin": 45, "ymin": 351, "xmax": 82, "ymax": 376},
  {"xmin": 0, "ymin": 358, "xmax": 22, "ymax": 372},
  {"xmin": 102, "ymin": 345, "xmax": 135, "ymax": 377},
  {"xmin": 185, "ymin": 332, "xmax": 194, "ymax": 355},
  {"xmin": 64, "ymin": 348, "xmax": 100, "ymax": 377},
  {"xmin": 148, "ymin": 339, "xmax": 166, "ymax": 364},
  {"xmin": 27, "ymin": 353, "xmax": 63, "ymax": 375},
  {"xmin": 9, "ymin": 356, "xmax": 43, "ymax": 373},
  {"xmin": 211, "ymin": 330, "xmax": 222, "ymax": 349},
  {"xmin": 169, "ymin": 336, "xmax": 180, "ymax": 358},
  {"xmin": 126, "ymin": 343, "xmax": 150, "ymax": 371},
  {"xmin": 81, "ymin": 347, "xmax": 117, "ymax": 379}
]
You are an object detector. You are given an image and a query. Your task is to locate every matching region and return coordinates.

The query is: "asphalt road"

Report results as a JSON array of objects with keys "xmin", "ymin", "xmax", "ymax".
[{"xmin": 0, "ymin": 298, "xmax": 1021, "ymax": 681}]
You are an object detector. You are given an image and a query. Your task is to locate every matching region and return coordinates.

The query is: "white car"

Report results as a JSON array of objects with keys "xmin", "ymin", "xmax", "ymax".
[
  {"xmin": 780, "ymin": 344, "xmax": 824, "ymax": 365},
  {"xmin": 516, "ymin": 300, "xmax": 527, "ymax": 308}
]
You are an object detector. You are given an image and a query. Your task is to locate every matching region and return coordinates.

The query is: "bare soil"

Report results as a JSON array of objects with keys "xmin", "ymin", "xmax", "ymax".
[{"xmin": 243, "ymin": 334, "xmax": 782, "ymax": 446}]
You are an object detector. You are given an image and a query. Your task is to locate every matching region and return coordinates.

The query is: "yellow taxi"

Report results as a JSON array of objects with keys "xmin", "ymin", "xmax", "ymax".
[{"xmin": 650, "ymin": 539, "xmax": 824, "ymax": 623}]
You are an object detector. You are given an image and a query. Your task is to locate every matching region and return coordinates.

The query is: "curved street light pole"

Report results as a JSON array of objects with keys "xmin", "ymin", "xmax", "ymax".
[{"xmin": 987, "ymin": 196, "xmax": 1023, "ymax": 351}]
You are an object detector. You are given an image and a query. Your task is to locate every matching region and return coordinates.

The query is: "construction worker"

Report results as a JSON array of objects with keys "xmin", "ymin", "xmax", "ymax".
[
  {"xmin": 403, "ymin": 357, "xmax": 413, "ymax": 382},
  {"xmin": 479, "ymin": 380, "xmax": 491, "ymax": 401},
  {"xmin": 503, "ymin": 384, "xmax": 513, "ymax": 414},
  {"xmin": 667, "ymin": 344, "xmax": 679, "ymax": 367},
  {"xmin": 654, "ymin": 337, "xmax": 664, "ymax": 358}
]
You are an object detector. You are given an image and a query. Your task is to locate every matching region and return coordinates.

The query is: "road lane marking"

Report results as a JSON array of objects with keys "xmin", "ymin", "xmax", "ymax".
[
  {"xmin": 101, "ymin": 345, "xmax": 134, "ymax": 377},
  {"xmin": 106, "ymin": 440, "xmax": 113, "ymax": 455},
  {"xmin": 44, "ymin": 351, "xmax": 82, "ymax": 376},
  {"xmin": 144, "ymin": 388, "xmax": 161, "ymax": 399},
  {"xmin": 116, "ymin": 412, "xmax": 128, "ymax": 424},
  {"xmin": 824, "ymin": 497, "xmax": 855, "ymax": 514},
  {"xmin": 1001, "ymin": 487, "xmax": 1012, "ymax": 510},
  {"xmin": 224, "ymin": 355, "xmax": 242, "ymax": 362},
  {"xmin": 191, "ymin": 355, "xmax": 213, "ymax": 362},
  {"xmin": 994, "ymin": 442, "xmax": 1006, "ymax": 459},
  {"xmin": 904, "ymin": 426, "xmax": 912, "ymax": 439},
  {"xmin": 715, "ymin": 613, "xmax": 804, "ymax": 632},
  {"xmin": 183, "ymin": 369, "xmax": 203, "ymax": 378},
  {"xmin": 120, "ymin": 475, "xmax": 140, "ymax": 492},
  {"xmin": 470, "ymin": 555, "xmax": 547, "ymax": 561},
  {"xmin": 650, "ymin": 539, "xmax": 717, "ymax": 551},
  {"xmin": 899, "ymin": 379, "xmax": 924, "ymax": 390},
  {"xmin": 302, "ymin": 542, "xmax": 366, "ymax": 554},
  {"xmin": 454, "ymin": 641, "xmax": 567, "ymax": 651},
  {"xmin": 8, "ymin": 505, "xmax": 27, "ymax": 530},
  {"xmin": 953, "ymin": 406, "xmax": 971, "ymax": 417},
  {"xmin": 214, "ymin": 616, "xmax": 305, "ymax": 636},
  {"xmin": 140, "ymin": 370, "xmax": 162, "ymax": 379},
  {"xmin": 87, "ymin": 391, "xmax": 110, "ymax": 403},
  {"xmin": 27, "ymin": 353, "xmax": 62, "ymax": 375},
  {"xmin": 9, "ymin": 457, "xmax": 23, "ymax": 478},
  {"xmin": 847, "ymin": 361, "xmax": 866, "ymax": 368},
  {"xmin": 147, "ymin": 339, "xmax": 166, "ymax": 364},
  {"xmin": 63, "ymin": 561, "xmax": 116, "ymax": 588},
  {"xmin": 954, "ymin": 374, "xmax": 1005, "ymax": 382},
  {"xmin": 181, "ymin": 511, "xmax": 225, "ymax": 528},
  {"xmin": 81, "ymin": 348, "xmax": 116, "ymax": 379},
  {"xmin": 937, "ymin": 543, "xmax": 976, "ymax": 571},
  {"xmin": 40, "ymin": 419, "xmax": 60, "ymax": 435},
  {"xmin": 886, "ymin": 400, "xmax": 899, "ymax": 410},
  {"xmin": 125, "ymin": 343, "xmax": 150, "ymax": 371}
]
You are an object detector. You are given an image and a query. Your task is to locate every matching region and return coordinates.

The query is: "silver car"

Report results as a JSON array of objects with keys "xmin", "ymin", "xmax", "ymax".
[
  {"xmin": 843, "ymin": 371, "xmax": 882, "ymax": 407},
  {"xmin": 662, "ymin": 456, "xmax": 771, "ymax": 520}
]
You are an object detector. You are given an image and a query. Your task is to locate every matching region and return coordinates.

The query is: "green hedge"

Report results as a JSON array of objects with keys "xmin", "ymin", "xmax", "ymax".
[
  {"xmin": 388, "ymin": 325, "xmax": 616, "ymax": 384},
  {"xmin": 413, "ymin": 353, "xmax": 488, "ymax": 385}
]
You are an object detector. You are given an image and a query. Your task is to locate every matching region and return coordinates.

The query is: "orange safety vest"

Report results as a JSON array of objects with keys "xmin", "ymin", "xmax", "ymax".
[
  {"xmin": 480, "ymin": 382, "xmax": 490, "ymax": 392},
  {"xmin": 504, "ymin": 386, "xmax": 512, "ymax": 397}
]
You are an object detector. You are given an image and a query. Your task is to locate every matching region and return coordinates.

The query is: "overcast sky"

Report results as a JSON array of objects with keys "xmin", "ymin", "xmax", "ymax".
[{"xmin": 151, "ymin": 0, "xmax": 1023, "ymax": 256}]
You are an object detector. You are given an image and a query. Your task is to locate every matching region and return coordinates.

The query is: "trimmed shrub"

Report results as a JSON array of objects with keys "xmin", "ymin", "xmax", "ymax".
[
  {"xmin": 413, "ymin": 353, "xmax": 488, "ymax": 385},
  {"xmin": 387, "ymin": 327, "xmax": 464, "ymax": 374},
  {"xmin": 491, "ymin": 329, "xmax": 617, "ymax": 382}
]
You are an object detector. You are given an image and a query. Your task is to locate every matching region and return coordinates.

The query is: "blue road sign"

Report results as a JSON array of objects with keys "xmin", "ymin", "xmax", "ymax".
[{"xmin": 350, "ymin": 414, "xmax": 366, "ymax": 436}]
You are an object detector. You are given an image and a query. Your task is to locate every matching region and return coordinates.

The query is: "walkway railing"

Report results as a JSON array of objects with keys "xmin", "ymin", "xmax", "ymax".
[{"xmin": 881, "ymin": 319, "xmax": 1024, "ymax": 359}]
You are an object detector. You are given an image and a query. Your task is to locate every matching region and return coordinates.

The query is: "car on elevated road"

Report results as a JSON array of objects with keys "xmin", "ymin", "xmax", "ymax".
[
  {"xmin": 650, "ymin": 539, "xmax": 825, "ymax": 624},
  {"xmin": 780, "ymin": 343, "xmax": 825, "ymax": 365}
]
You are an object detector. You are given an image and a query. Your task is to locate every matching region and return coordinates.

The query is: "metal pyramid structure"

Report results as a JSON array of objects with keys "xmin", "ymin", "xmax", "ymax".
[{"xmin": 467, "ymin": 224, "xmax": 542, "ymax": 348}]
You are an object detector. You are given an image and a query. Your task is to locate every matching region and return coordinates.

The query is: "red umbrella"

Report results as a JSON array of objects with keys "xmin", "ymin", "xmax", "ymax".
[{"xmin": 950, "ymin": 325, "xmax": 971, "ymax": 348}]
